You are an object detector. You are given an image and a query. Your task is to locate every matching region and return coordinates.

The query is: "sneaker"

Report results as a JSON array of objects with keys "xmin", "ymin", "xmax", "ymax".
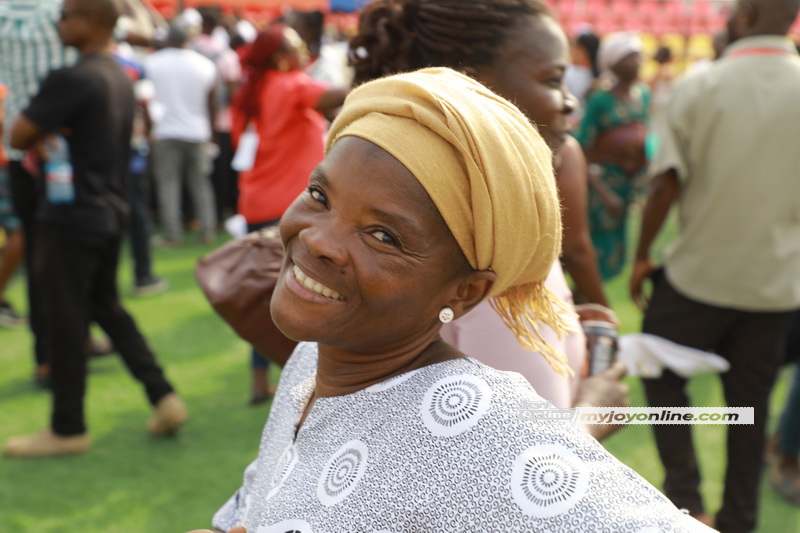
[
  {"xmin": 250, "ymin": 383, "xmax": 278, "ymax": 406},
  {"xmin": 151, "ymin": 235, "xmax": 180, "ymax": 249},
  {"xmin": 148, "ymin": 393, "xmax": 188, "ymax": 436},
  {"xmin": 34, "ymin": 364, "xmax": 51, "ymax": 389},
  {"xmin": 87, "ymin": 335, "xmax": 115, "ymax": 358},
  {"xmin": 4, "ymin": 429, "xmax": 90, "ymax": 458},
  {"xmin": 133, "ymin": 276, "xmax": 168, "ymax": 297},
  {"xmin": 0, "ymin": 300, "xmax": 26, "ymax": 328},
  {"xmin": 770, "ymin": 462, "xmax": 800, "ymax": 505}
]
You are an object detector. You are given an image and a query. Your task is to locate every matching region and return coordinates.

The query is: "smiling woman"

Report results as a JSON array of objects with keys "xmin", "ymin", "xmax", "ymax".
[
  {"xmin": 195, "ymin": 68, "xmax": 716, "ymax": 533},
  {"xmin": 272, "ymin": 136, "xmax": 477, "ymax": 355}
]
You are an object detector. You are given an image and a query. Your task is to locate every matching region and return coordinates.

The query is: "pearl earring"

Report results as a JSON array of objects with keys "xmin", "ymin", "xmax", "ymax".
[{"xmin": 438, "ymin": 307, "xmax": 454, "ymax": 324}]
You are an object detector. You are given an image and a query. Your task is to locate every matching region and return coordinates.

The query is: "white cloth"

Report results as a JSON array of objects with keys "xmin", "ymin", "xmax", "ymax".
[
  {"xmin": 236, "ymin": 19, "xmax": 257, "ymax": 43},
  {"xmin": 598, "ymin": 32, "xmax": 642, "ymax": 75},
  {"xmin": 306, "ymin": 43, "xmax": 353, "ymax": 88},
  {"xmin": 213, "ymin": 342, "xmax": 717, "ymax": 532},
  {"xmin": 618, "ymin": 333, "xmax": 731, "ymax": 379},
  {"xmin": 564, "ymin": 64, "xmax": 594, "ymax": 127},
  {"xmin": 143, "ymin": 47, "xmax": 216, "ymax": 142}
]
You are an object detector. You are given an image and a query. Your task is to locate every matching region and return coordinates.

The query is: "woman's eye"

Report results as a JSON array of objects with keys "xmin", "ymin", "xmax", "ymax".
[
  {"xmin": 309, "ymin": 187, "xmax": 326, "ymax": 204},
  {"xmin": 370, "ymin": 229, "xmax": 397, "ymax": 246}
]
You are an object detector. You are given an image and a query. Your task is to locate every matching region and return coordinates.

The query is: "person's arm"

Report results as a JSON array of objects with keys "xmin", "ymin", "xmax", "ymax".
[
  {"xmin": 556, "ymin": 136, "xmax": 609, "ymax": 307},
  {"xmin": 575, "ymin": 362, "xmax": 629, "ymax": 441},
  {"xmin": 10, "ymin": 114, "xmax": 45, "ymax": 151},
  {"xmin": 314, "ymin": 87, "xmax": 348, "ymax": 114},
  {"xmin": 629, "ymin": 168, "xmax": 679, "ymax": 309},
  {"xmin": 11, "ymin": 69, "xmax": 80, "ymax": 152}
]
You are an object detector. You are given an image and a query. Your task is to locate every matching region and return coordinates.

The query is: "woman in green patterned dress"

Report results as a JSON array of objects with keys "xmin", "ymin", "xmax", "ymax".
[{"xmin": 575, "ymin": 32, "xmax": 650, "ymax": 281}]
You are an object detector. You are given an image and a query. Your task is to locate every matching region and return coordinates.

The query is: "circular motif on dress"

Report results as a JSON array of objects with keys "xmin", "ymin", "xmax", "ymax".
[
  {"xmin": 255, "ymin": 518, "xmax": 313, "ymax": 533},
  {"xmin": 510, "ymin": 444, "xmax": 589, "ymax": 518},
  {"xmin": 365, "ymin": 368, "xmax": 422, "ymax": 393},
  {"xmin": 316, "ymin": 440, "xmax": 369, "ymax": 507},
  {"xmin": 421, "ymin": 375, "xmax": 491, "ymax": 437},
  {"xmin": 266, "ymin": 444, "xmax": 299, "ymax": 500}
]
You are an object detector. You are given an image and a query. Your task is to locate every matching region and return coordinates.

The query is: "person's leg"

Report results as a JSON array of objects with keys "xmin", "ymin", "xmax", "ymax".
[
  {"xmin": 0, "ymin": 228, "xmax": 25, "ymax": 325},
  {"xmin": 714, "ymin": 310, "xmax": 797, "ymax": 533},
  {"xmin": 128, "ymin": 149, "xmax": 166, "ymax": 295},
  {"xmin": 89, "ymin": 232, "xmax": 174, "ymax": 406},
  {"xmin": 8, "ymin": 160, "xmax": 48, "ymax": 376},
  {"xmin": 210, "ymin": 135, "xmax": 226, "ymax": 225},
  {"xmin": 0, "ymin": 164, "xmax": 25, "ymax": 312},
  {"xmin": 217, "ymin": 131, "xmax": 238, "ymax": 220},
  {"xmin": 2, "ymin": 225, "xmax": 92, "ymax": 454},
  {"xmin": 88, "ymin": 230, "xmax": 185, "ymax": 435},
  {"xmin": 33, "ymin": 225, "xmax": 96, "ymax": 436},
  {"xmin": 770, "ymin": 363, "xmax": 800, "ymax": 505},
  {"xmin": 128, "ymin": 148, "xmax": 154, "ymax": 282},
  {"xmin": 151, "ymin": 140, "xmax": 184, "ymax": 244},
  {"xmin": 778, "ymin": 364, "xmax": 800, "ymax": 460},
  {"xmin": 641, "ymin": 271, "xmax": 738, "ymax": 519},
  {"xmin": 250, "ymin": 348, "xmax": 274, "ymax": 405},
  {"xmin": 245, "ymin": 220, "xmax": 282, "ymax": 404},
  {"xmin": 185, "ymin": 141, "xmax": 217, "ymax": 243}
]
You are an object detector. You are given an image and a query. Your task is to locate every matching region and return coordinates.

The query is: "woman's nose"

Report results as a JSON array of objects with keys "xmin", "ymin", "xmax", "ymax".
[
  {"xmin": 298, "ymin": 223, "xmax": 348, "ymax": 266},
  {"xmin": 563, "ymin": 89, "xmax": 578, "ymax": 114}
]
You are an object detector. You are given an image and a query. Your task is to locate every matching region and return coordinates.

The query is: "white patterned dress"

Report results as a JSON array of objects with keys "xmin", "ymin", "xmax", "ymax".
[{"xmin": 213, "ymin": 343, "xmax": 716, "ymax": 533}]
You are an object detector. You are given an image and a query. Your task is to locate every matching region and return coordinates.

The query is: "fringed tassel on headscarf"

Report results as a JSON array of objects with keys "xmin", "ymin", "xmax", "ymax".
[{"xmin": 489, "ymin": 282, "xmax": 578, "ymax": 377}]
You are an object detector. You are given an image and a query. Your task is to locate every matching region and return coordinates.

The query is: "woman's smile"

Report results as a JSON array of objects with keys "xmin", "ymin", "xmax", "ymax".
[{"xmin": 290, "ymin": 264, "xmax": 346, "ymax": 301}]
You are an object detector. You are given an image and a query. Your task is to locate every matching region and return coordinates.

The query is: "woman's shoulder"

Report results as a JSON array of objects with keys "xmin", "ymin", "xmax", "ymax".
[
  {"xmin": 279, "ymin": 342, "xmax": 319, "ymax": 387},
  {"xmin": 369, "ymin": 359, "xmax": 713, "ymax": 531}
]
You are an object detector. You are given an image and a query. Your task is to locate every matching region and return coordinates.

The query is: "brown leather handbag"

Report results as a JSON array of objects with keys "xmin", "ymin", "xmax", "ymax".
[{"xmin": 194, "ymin": 226, "xmax": 297, "ymax": 367}]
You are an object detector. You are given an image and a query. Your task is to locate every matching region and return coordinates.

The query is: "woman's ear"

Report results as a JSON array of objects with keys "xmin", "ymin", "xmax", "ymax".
[{"xmin": 446, "ymin": 270, "xmax": 497, "ymax": 319}]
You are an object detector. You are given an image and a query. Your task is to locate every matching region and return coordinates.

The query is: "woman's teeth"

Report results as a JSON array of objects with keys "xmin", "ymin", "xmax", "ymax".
[{"xmin": 293, "ymin": 265, "xmax": 344, "ymax": 301}]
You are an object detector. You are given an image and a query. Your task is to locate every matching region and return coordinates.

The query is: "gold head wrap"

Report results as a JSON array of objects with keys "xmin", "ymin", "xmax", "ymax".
[{"xmin": 326, "ymin": 67, "xmax": 574, "ymax": 375}]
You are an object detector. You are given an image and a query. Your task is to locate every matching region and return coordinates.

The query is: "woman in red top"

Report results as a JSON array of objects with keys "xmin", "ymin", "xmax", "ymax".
[{"xmin": 231, "ymin": 24, "xmax": 348, "ymax": 403}]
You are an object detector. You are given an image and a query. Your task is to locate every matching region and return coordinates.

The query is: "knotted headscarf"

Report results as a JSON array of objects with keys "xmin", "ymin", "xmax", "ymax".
[
  {"xmin": 232, "ymin": 24, "xmax": 287, "ymax": 121},
  {"xmin": 327, "ymin": 67, "xmax": 574, "ymax": 375}
]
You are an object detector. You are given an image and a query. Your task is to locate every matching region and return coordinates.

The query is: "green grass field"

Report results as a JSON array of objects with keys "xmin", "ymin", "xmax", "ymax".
[{"xmin": 0, "ymin": 218, "xmax": 797, "ymax": 532}]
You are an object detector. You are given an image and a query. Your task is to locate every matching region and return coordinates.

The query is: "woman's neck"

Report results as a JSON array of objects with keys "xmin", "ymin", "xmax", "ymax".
[
  {"xmin": 314, "ymin": 338, "xmax": 461, "ymax": 398},
  {"xmin": 612, "ymin": 79, "xmax": 636, "ymax": 98}
]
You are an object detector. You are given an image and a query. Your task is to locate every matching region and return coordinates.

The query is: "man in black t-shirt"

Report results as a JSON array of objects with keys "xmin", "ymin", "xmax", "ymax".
[{"xmin": 4, "ymin": 0, "xmax": 187, "ymax": 458}]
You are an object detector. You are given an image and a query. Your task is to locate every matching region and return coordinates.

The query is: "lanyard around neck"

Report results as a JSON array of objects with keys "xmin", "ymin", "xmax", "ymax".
[{"xmin": 727, "ymin": 46, "xmax": 790, "ymax": 58}]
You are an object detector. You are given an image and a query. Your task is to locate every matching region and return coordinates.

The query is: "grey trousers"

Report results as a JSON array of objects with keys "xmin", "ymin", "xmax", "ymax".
[{"xmin": 152, "ymin": 139, "xmax": 217, "ymax": 242}]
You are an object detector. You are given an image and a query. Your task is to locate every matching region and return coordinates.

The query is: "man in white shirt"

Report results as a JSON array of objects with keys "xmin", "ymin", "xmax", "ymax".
[
  {"xmin": 145, "ymin": 23, "xmax": 217, "ymax": 246},
  {"xmin": 630, "ymin": 0, "xmax": 800, "ymax": 529}
]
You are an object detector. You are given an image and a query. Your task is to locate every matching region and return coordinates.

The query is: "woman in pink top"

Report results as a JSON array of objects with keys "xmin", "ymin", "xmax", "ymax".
[
  {"xmin": 351, "ymin": 0, "xmax": 626, "ymax": 440},
  {"xmin": 231, "ymin": 24, "xmax": 347, "ymax": 404}
]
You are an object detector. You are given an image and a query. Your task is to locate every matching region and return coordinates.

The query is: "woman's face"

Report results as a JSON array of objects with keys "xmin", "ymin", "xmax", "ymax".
[
  {"xmin": 271, "ymin": 136, "xmax": 470, "ymax": 353},
  {"xmin": 473, "ymin": 15, "xmax": 576, "ymax": 152},
  {"xmin": 611, "ymin": 51, "xmax": 642, "ymax": 83}
]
